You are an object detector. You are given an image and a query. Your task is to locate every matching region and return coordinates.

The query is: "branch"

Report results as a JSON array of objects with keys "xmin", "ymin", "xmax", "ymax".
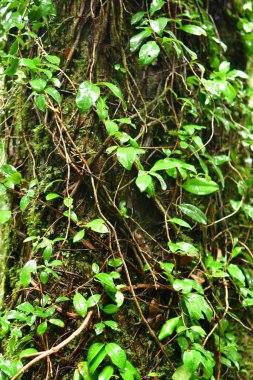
[{"xmin": 11, "ymin": 311, "xmax": 93, "ymax": 380}]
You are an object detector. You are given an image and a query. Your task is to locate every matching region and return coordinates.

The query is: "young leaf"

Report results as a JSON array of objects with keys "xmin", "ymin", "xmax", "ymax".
[
  {"xmin": 35, "ymin": 94, "xmax": 46, "ymax": 111},
  {"xmin": 46, "ymin": 193, "xmax": 61, "ymax": 200},
  {"xmin": 105, "ymin": 343, "xmax": 126, "ymax": 369},
  {"xmin": 20, "ymin": 260, "xmax": 37, "ymax": 287},
  {"xmin": 49, "ymin": 318, "xmax": 65, "ymax": 327},
  {"xmin": 158, "ymin": 316, "xmax": 181, "ymax": 340},
  {"xmin": 73, "ymin": 293, "xmax": 88, "ymax": 318},
  {"xmin": 76, "ymin": 81, "xmax": 100, "ymax": 113},
  {"xmin": 37, "ymin": 321, "xmax": 47, "ymax": 335},
  {"xmin": 86, "ymin": 219, "xmax": 109, "ymax": 233},
  {"xmin": 139, "ymin": 41, "xmax": 160, "ymax": 66},
  {"xmin": 182, "ymin": 178, "xmax": 219, "ymax": 195},
  {"xmin": 73, "ymin": 229, "xmax": 85, "ymax": 243}
]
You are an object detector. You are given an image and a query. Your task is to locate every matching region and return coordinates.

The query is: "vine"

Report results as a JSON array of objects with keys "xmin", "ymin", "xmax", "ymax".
[{"xmin": 0, "ymin": 0, "xmax": 252, "ymax": 379}]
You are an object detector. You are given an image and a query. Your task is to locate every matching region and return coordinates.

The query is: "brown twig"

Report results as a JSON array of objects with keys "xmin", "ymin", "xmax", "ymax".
[{"xmin": 11, "ymin": 311, "xmax": 93, "ymax": 380}]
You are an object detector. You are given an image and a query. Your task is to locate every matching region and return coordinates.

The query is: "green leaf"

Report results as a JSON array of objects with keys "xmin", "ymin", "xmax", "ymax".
[
  {"xmin": 45, "ymin": 87, "xmax": 61, "ymax": 104},
  {"xmin": 227, "ymin": 264, "xmax": 245, "ymax": 285},
  {"xmin": 158, "ymin": 316, "xmax": 181, "ymax": 340},
  {"xmin": 150, "ymin": 17, "xmax": 169, "ymax": 35},
  {"xmin": 149, "ymin": 172, "xmax": 167, "ymax": 190},
  {"xmin": 182, "ymin": 177, "xmax": 219, "ymax": 195},
  {"xmin": 73, "ymin": 293, "xmax": 88, "ymax": 318},
  {"xmin": 89, "ymin": 347, "xmax": 107, "ymax": 374},
  {"xmin": 168, "ymin": 241, "xmax": 198, "ymax": 257},
  {"xmin": 20, "ymin": 260, "xmax": 37, "ymax": 287},
  {"xmin": 98, "ymin": 366, "xmax": 114, "ymax": 380},
  {"xmin": 150, "ymin": 0, "xmax": 165, "ymax": 16},
  {"xmin": 49, "ymin": 318, "xmax": 65, "ymax": 327},
  {"xmin": 139, "ymin": 41, "xmax": 160, "ymax": 66},
  {"xmin": 37, "ymin": 321, "xmax": 47, "ymax": 335},
  {"xmin": 19, "ymin": 348, "xmax": 38, "ymax": 358},
  {"xmin": 168, "ymin": 218, "xmax": 191, "ymax": 229},
  {"xmin": 87, "ymin": 294, "xmax": 102, "ymax": 308},
  {"xmin": 180, "ymin": 24, "xmax": 207, "ymax": 36},
  {"xmin": 184, "ymin": 293, "xmax": 213, "ymax": 321},
  {"xmin": 99, "ymin": 82, "xmax": 124, "ymax": 105},
  {"xmin": 178, "ymin": 203, "xmax": 207, "ymax": 224},
  {"xmin": 86, "ymin": 219, "xmax": 109, "ymax": 233},
  {"xmin": 131, "ymin": 11, "xmax": 146, "ymax": 25},
  {"xmin": 190, "ymin": 326, "xmax": 206, "ymax": 336},
  {"xmin": 172, "ymin": 365, "xmax": 191, "ymax": 380},
  {"xmin": 130, "ymin": 29, "xmax": 152, "ymax": 52},
  {"xmin": 88, "ymin": 343, "xmax": 105, "ymax": 364},
  {"xmin": 105, "ymin": 343, "xmax": 126, "ymax": 369},
  {"xmin": 242, "ymin": 298, "xmax": 253, "ymax": 307},
  {"xmin": 117, "ymin": 147, "xmax": 137, "ymax": 170},
  {"xmin": 73, "ymin": 229, "xmax": 85, "ymax": 242},
  {"xmin": 45, "ymin": 55, "xmax": 60, "ymax": 65},
  {"xmin": 183, "ymin": 350, "xmax": 202, "ymax": 372},
  {"xmin": 35, "ymin": 94, "xmax": 47, "ymax": 111},
  {"xmin": 20, "ymin": 195, "xmax": 31, "ymax": 212},
  {"xmin": 0, "ymin": 210, "xmax": 11, "ymax": 224},
  {"xmin": 151, "ymin": 158, "xmax": 196, "ymax": 173},
  {"xmin": 136, "ymin": 171, "xmax": 152, "ymax": 192},
  {"xmin": 30, "ymin": 78, "xmax": 47, "ymax": 92},
  {"xmin": 76, "ymin": 81, "xmax": 100, "ymax": 113},
  {"xmin": 105, "ymin": 120, "xmax": 119, "ymax": 136},
  {"xmin": 95, "ymin": 273, "xmax": 116, "ymax": 293}
]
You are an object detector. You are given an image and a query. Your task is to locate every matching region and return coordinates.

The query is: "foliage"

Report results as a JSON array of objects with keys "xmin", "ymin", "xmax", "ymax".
[{"xmin": 0, "ymin": 0, "xmax": 252, "ymax": 379}]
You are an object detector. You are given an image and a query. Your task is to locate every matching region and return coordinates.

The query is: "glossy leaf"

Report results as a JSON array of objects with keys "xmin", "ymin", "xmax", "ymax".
[
  {"xmin": 49, "ymin": 318, "xmax": 64, "ymax": 327},
  {"xmin": 76, "ymin": 81, "xmax": 100, "ymax": 113},
  {"xmin": 151, "ymin": 158, "xmax": 196, "ymax": 173},
  {"xmin": 150, "ymin": 17, "xmax": 169, "ymax": 35},
  {"xmin": 105, "ymin": 120, "xmax": 119, "ymax": 136},
  {"xmin": 158, "ymin": 316, "xmax": 181, "ymax": 340},
  {"xmin": 227, "ymin": 264, "xmax": 245, "ymax": 285},
  {"xmin": 182, "ymin": 177, "xmax": 219, "ymax": 195},
  {"xmin": 180, "ymin": 24, "xmax": 207, "ymax": 36},
  {"xmin": 73, "ymin": 229, "xmax": 85, "ymax": 243},
  {"xmin": 86, "ymin": 219, "xmax": 109, "ymax": 233},
  {"xmin": 131, "ymin": 11, "xmax": 146, "ymax": 25},
  {"xmin": 73, "ymin": 293, "xmax": 88, "ymax": 318},
  {"xmin": 139, "ymin": 41, "xmax": 160, "ymax": 66},
  {"xmin": 150, "ymin": 0, "xmax": 165, "ymax": 16},
  {"xmin": 168, "ymin": 218, "xmax": 191, "ymax": 229},
  {"xmin": 45, "ymin": 87, "xmax": 61, "ymax": 104},
  {"xmin": 99, "ymin": 82, "xmax": 124, "ymax": 105},
  {"xmin": 130, "ymin": 29, "xmax": 152, "ymax": 52},
  {"xmin": 178, "ymin": 203, "xmax": 207, "ymax": 224},
  {"xmin": 37, "ymin": 321, "xmax": 47, "ymax": 335},
  {"xmin": 105, "ymin": 343, "xmax": 126, "ymax": 369},
  {"xmin": 136, "ymin": 171, "xmax": 152, "ymax": 192},
  {"xmin": 98, "ymin": 366, "xmax": 114, "ymax": 380},
  {"xmin": 30, "ymin": 78, "xmax": 47, "ymax": 92}
]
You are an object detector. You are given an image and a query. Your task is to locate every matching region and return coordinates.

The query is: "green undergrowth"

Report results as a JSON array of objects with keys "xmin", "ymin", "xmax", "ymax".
[{"xmin": 0, "ymin": 0, "xmax": 252, "ymax": 379}]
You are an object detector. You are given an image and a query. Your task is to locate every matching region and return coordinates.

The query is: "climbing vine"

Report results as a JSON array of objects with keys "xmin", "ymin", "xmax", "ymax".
[{"xmin": 0, "ymin": 0, "xmax": 252, "ymax": 379}]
